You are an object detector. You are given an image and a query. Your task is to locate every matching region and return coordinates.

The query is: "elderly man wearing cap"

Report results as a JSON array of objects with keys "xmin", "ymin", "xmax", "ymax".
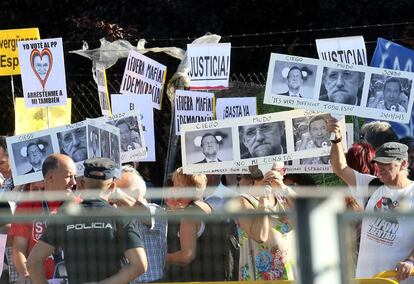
[
  {"xmin": 329, "ymin": 117, "xmax": 414, "ymax": 283},
  {"xmin": 27, "ymin": 157, "xmax": 148, "ymax": 284}
]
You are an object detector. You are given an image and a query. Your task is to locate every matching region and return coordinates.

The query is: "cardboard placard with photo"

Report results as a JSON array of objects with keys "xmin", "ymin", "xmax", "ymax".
[
  {"xmin": 6, "ymin": 120, "xmax": 120, "ymax": 185},
  {"xmin": 263, "ymin": 53, "xmax": 414, "ymax": 123},
  {"xmin": 181, "ymin": 109, "xmax": 346, "ymax": 174}
]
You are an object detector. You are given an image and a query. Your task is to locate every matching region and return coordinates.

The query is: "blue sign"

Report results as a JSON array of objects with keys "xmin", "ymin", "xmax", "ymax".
[{"xmin": 370, "ymin": 38, "xmax": 414, "ymax": 138}]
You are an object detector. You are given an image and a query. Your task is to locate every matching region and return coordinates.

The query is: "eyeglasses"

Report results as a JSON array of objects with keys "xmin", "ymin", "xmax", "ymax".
[
  {"xmin": 326, "ymin": 70, "xmax": 356, "ymax": 83},
  {"xmin": 244, "ymin": 124, "xmax": 275, "ymax": 140}
]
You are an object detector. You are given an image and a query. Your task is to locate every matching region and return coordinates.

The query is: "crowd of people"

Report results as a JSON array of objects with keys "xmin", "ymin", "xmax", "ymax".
[{"xmin": 0, "ymin": 115, "xmax": 414, "ymax": 283}]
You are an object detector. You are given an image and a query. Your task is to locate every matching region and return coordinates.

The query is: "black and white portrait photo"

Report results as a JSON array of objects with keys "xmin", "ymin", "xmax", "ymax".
[
  {"xmin": 110, "ymin": 133, "xmax": 120, "ymax": 165},
  {"xmin": 57, "ymin": 126, "xmax": 88, "ymax": 162},
  {"xmin": 238, "ymin": 121, "xmax": 286, "ymax": 159},
  {"xmin": 292, "ymin": 114, "xmax": 331, "ymax": 165},
  {"xmin": 366, "ymin": 74, "xmax": 412, "ymax": 113},
  {"xmin": 271, "ymin": 61, "xmax": 318, "ymax": 99},
  {"xmin": 98, "ymin": 90, "xmax": 110, "ymax": 111},
  {"xmin": 184, "ymin": 128, "xmax": 233, "ymax": 165},
  {"xmin": 319, "ymin": 67, "xmax": 365, "ymax": 106},
  {"xmin": 88, "ymin": 125, "xmax": 100, "ymax": 158},
  {"xmin": 108, "ymin": 116, "xmax": 143, "ymax": 153},
  {"xmin": 100, "ymin": 129, "xmax": 111, "ymax": 158},
  {"xmin": 11, "ymin": 135, "xmax": 54, "ymax": 175}
]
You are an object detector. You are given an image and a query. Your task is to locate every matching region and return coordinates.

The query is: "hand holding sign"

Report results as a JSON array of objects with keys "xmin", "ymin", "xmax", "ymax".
[{"xmin": 328, "ymin": 114, "xmax": 343, "ymax": 142}]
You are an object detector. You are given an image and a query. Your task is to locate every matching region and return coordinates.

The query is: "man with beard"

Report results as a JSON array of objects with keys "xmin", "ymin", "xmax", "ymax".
[
  {"xmin": 57, "ymin": 127, "xmax": 87, "ymax": 162},
  {"xmin": 320, "ymin": 67, "xmax": 364, "ymax": 105},
  {"xmin": 239, "ymin": 121, "xmax": 286, "ymax": 158}
]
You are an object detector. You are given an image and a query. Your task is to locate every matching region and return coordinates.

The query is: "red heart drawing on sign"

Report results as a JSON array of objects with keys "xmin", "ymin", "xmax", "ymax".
[{"xmin": 30, "ymin": 48, "xmax": 53, "ymax": 90}]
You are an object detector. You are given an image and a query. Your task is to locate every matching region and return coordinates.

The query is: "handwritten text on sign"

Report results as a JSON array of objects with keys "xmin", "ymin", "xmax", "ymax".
[
  {"xmin": 0, "ymin": 28, "xmax": 40, "ymax": 76},
  {"xmin": 216, "ymin": 97, "xmax": 256, "ymax": 120},
  {"xmin": 18, "ymin": 38, "xmax": 67, "ymax": 108},
  {"xmin": 187, "ymin": 43, "xmax": 231, "ymax": 90},
  {"xmin": 175, "ymin": 90, "xmax": 214, "ymax": 135},
  {"xmin": 120, "ymin": 50, "xmax": 166, "ymax": 110}
]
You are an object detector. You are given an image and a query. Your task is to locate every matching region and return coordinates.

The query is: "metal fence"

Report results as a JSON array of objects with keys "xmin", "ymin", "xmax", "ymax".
[{"xmin": 0, "ymin": 73, "xmax": 271, "ymax": 186}]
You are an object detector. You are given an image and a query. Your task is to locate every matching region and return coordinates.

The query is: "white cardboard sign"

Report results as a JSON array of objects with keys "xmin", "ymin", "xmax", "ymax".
[
  {"xmin": 175, "ymin": 90, "xmax": 214, "ymax": 135},
  {"xmin": 119, "ymin": 50, "xmax": 166, "ymax": 110},
  {"xmin": 94, "ymin": 110, "xmax": 147, "ymax": 163},
  {"xmin": 6, "ymin": 120, "xmax": 121, "ymax": 185},
  {"xmin": 181, "ymin": 109, "xmax": 346, "ymax": 174},
  {"xmin": 216, "ymin": 97, "xmax": 257, "ymax": 120},
  {"xmin": 316, "ymin": 36, "xmax": 368, "ymax": 65},
  {"xmin": 187, "ymin": 43, "xmax": 231, "ymax": 90},
  {"xmin": 18, "ymin": 38, "xmax": 67, "ymax": 108},
  {"xmin": 96, "ymin": 63, "xmax": 112, "ymax": 116},
  {"xmin": 284, "ymin": 122, "xmax": 353, "ymax": 174},
  {"xmin": 111, "ymin": 94, "xmax": 155, "ymax": 162},
  {"xmin": 263, "ymin": 53, "xmax": 414, "ymax": 123}
]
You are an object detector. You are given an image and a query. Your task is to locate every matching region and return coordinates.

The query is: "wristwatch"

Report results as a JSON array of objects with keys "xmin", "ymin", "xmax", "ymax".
[{"xmin": 331, "ymin": 136, "xmax": 342, "ymax": 144}]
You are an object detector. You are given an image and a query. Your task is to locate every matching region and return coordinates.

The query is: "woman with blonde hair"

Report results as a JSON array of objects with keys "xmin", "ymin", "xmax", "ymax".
[
  {"xmin": 235, "ymin": 163, "xmax": 296, "ymax": 281},
  {"xmin": 164, "ymin": 167, "xmax": 230, "ymax": 281}
]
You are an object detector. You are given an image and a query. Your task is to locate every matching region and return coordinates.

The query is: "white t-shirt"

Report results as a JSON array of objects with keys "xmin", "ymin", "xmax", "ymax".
[{"xmin": 353, "ymin": 170, "xmax": 414, "ymax": 283}]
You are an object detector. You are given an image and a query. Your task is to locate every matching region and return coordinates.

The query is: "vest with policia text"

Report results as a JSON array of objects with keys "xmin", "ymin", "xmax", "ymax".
[{"xmin": 41, "ymin": 198, "xmax": 144, "ymax": 283}]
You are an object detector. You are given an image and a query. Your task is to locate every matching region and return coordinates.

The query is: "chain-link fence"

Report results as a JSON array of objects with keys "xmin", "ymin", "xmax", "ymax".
[{"xmin": 0, "ymin": 72, "xmax": 347, "ymax": 186}]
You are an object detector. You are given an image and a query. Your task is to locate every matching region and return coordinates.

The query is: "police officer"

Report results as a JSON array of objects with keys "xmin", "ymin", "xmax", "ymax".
[{"xmin": 27, "ymin": 157, "xmax": 148, "ymax": 284}]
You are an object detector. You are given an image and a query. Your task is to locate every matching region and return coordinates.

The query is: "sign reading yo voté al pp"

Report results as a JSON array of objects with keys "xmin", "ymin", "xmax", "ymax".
[
  {"xmin": 0, "ymin": 28, "xmax": 40, "ymax": 76},
  {"xmin": 18, "ymin": 38, "xmax": 68, "ymax": 108}
]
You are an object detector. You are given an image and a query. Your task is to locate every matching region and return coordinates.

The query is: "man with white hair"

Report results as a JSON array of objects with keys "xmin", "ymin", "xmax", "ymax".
[{"xmin": 116, "ymin": 165, "xmax": 167, "ymax": 283}]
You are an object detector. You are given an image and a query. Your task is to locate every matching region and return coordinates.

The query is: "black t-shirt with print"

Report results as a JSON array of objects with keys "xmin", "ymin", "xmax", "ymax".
[{"xmin": 41, "ymin": 198, "xmax": 144, "ymax": 284}]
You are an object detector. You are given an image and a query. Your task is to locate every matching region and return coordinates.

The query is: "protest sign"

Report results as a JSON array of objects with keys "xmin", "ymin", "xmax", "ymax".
[
  {"xmin": 175, "ymin": 90, "xmax": 214, "ymax": 135},
  {"xmin": 94, "ymin": 110, "xmax": 147, "ymax": 163},
  {"xmin": 119, "ymin": 50, "xmax": 167, "ymax": 110},
  {"xmin": 181, "ymin": 109, "xmax": 346, "ymax": 174},
  {"xmin": 194, "ymin": 113, "xmax": 348, "ymax": 175},
  {"xmin": 369, "ymin": 38, "xmax": 414, "ymax": 138},
  {"xmin": 18, "ymin": 38, "xmax": 67, "ymax": 108},
  {"xmin": 96, "ymin": 63, "xmax": 112, "ymax": 116},
  {"xmin": 263, "ymin": 53, "xmax": 414, "ymax": 123},
  {"xmin": 6, "ymin": 120, "xmax": 120, "ymax": 185},
  {"xmin": 216, "ymin": 97, "xmax": 256, "ymax": 120},
  {"xmin": 0, "ymin": 28, "xmax": 40, "ymax": 76},
  {"xmin": 111, "ymin": 94, "xmax": 155, "ymax": 161},
  {"xmin": 15, "ymin": 98, "xmax": 71, "ymax": 135},
  {"xmin": 187, "ymin": 43, "xmax": 231, "ymax": 90},
  {"xmin": 284, "ymin": 121, "xmax": 352, "ymax": 174},
  {"xmin": 316, "ymin": 36, "xmax": 367, "ymax": 65}
]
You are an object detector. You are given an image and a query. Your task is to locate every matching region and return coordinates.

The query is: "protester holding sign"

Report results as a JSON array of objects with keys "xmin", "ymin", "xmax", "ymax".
[
  {"xmin": 164, "ymin": 168, "xmax": 217, "ymax": 281},
  {"xmin": 233, "ymin": 162, "xmax": 296, "ymax": 281},
  {"xmin": 329, "ymin": 117, "xmax": 414, "ymax": 283}
]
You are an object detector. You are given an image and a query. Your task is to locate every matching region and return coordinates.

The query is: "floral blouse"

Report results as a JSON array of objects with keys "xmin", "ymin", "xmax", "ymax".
[{"xmin": 238, "ymin": 194, "xmax": 295, "ymax": 281}]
